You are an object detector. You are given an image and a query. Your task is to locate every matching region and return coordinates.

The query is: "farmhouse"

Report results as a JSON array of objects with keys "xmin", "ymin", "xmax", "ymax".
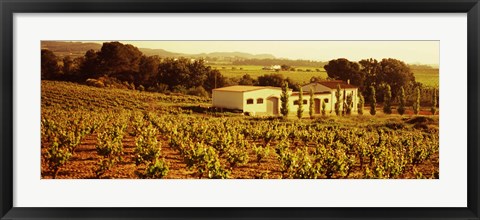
[
  {"xmin": 212, "ymin": 80, "xmax": 359, "ymax": 116},
  {"xmin": 301, "ymin": 80, "xmax": 359, "ymax": 114}
]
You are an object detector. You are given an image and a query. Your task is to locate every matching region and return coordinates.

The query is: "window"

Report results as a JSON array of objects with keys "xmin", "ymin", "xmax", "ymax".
[
  {"xmin": 247, "ymin": 99, "xmax": 254, "ymax": 104},
  {"xmin": 324, "ymin": 98, "xmax": 329, "ymax": 103},
  {"xmin": 293, "ymin": 100, "xmax": 299, "ymax": 105},
  {"xmin": 257, "ymin": 98, "xmax": 264, "ymax": 104},
  {"xmin": 303, "ymin": 100, "xmax": 308, "ymax": 105}
]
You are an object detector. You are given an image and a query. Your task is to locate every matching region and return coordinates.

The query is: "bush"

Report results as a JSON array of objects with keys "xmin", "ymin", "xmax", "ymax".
[
  {"xmin": 86, "ymin": 78, "xmax": 105, "ymax": 88},
  {"xmin": 147, "ymin": 83, "xmax": 169, "ymax": 93},
  {"xmin": 187, "ymin": 86, "xmax": 209, "ymax": 98},
  {"xmin": 172, "ymin": 85, "xmax": 187, "ymax": 94},
  {"xmin": 143, "ymin": 159, "xmax": 169, "ymax": 178}
]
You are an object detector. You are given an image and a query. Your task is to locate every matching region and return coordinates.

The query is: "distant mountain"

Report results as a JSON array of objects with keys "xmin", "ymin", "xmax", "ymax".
[
  {"xmin": 41, "ymin": 41, "xmax": 276, "ymax": 59},
  {"xmin": 191, "ymin": 52, "xmax": 275, "ymax": 59},
  {"xmin": 41, "ymin": 41, "xmax": 102, "ymax": 57},
  {"xmin": 139, "ymin": 48, "xmax": 183, "ymax": 57}
]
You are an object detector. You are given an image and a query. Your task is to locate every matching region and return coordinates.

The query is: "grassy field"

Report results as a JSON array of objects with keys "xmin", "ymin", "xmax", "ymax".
[
  {"xmin": 210, "ymin": 64, "xmax": 326, "ymax": 85},
  {"xmin": 41, "ymin": 81, "xmax": 439, "ymax": 179},
  {"xmin": 210, "ymin": 64, "xmax": 439, "ymax": 88},
  {"xmin": 412, "ymin": 68, "xmax": 439, "ymax": 87}
]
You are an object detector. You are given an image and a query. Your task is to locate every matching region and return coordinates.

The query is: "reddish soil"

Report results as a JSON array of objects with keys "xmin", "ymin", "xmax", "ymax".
[{"xmin": 41, "ymin": 132, "xmax": 438, "ymax": 179}]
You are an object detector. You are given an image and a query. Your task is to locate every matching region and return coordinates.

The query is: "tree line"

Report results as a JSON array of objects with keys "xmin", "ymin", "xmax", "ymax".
[
  {"xmin": 278, "ymin": 82, "xmax": 438, "ymax": 119},
  {"xmin": 323, "ymin": 58, "xmax": 437, "ymax": 106},
  {"xmin": 232, "ymin": 58, "xmax": 327, "ymax": 67},
  {"xmin": 41, "ymin": 42, "xmax": 305, "ymax": 96},
  {"xmin": 41, "ymin": 41, "xmax": 438, "ymax": 106}
]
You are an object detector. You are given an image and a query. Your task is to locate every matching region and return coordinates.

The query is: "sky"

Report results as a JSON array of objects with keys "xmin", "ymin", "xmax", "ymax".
[{"xmin": 98, "ymin": 41, "xmax": 440, "ymax": 65}]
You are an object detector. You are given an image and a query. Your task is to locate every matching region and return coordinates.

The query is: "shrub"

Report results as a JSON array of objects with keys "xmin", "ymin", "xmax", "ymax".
[
  {"xmin": 187, "ymin": 86, "xmax": 209, "ymax": 98},
  {"xmin": 172, "ymin": 85, "xmax": 187, "ymax": 94},
  {"xmin": 143, "ymin": 158, "xmax": 169, "ymax": 178},
  {"xmin": 86, "ymin": 78, "xmax": 105, "ymax": 88}
]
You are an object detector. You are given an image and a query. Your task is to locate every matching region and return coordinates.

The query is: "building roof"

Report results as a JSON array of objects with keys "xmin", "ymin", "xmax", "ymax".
[
  {"xmin": 291, "ymin": 91, "xmax": 331, "ymax": 96},
  {"xmin": 213, "ymin": 85, "xmax": 282, "ymax": 92},
  {"xmin": 305, "ymin": 80, "xmax": 358, "ymax": 89}
]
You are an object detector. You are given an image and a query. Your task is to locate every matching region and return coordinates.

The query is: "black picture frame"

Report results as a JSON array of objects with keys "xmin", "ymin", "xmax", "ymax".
[{"xmin": 1, "ymin": 0, "xmax": 479, "ymax": 219}]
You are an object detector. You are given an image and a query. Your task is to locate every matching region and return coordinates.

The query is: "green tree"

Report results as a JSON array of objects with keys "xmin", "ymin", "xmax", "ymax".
[
  {"xmin": 397, "ymin": 86, "xmax": 406, "ymax": 115},
  {"xmin": 62, "ymin": 56, "xmax": 74, "ymax": 76},
  {"xmin": 358, "ymin": 93, "xmax": 364, "ymax": 115},
  {"xmin": 41, "ymin": 49, "xmax": 60, "ymax": 80},
  {"xmin": 378, "ymin": 58, "xmax": 416, "ymax": 100},
  {"xmin": 280, "ymin": 64, "xmax": 291, "ymax": 71},
  {"xmin": 431, "ymin": 88, "xmax": 437, "ymax": 115},
  {"xmin": 383, "ymin": 84, "xmax": 392, "ymax": 114},
  {"xmin": 257, "ymin": 74, "xmax": 299, "ymax": 91},
  {"xmin": 137, "ymin": 55, "xmax": 161, "ymax": 88},
  {"xmin": 96, "ymin": 41, "xmax": 143, "ymax": 80},
  {"xmin": 309, "ymin": 88, "xmax": 314, "ymax": 119},
  {"xmin": 413, "ymin": 87, "xmax": 421, "ymax": 115},
  {"xmin": 79, "ymin": 49, "xmax": 99, "ymax": 80},
  {"xmin": 297, "ymin": 87, "xmax": 304, "ymax": 119},
  {"xmin": 335, "ymin": 84, "xmax": 342, "ymax": 116},
  {"xmin": 280, "ymin": 81, "xmax": 290, "ymax": 118},
  {"xmin": 238, "ymin": 74, "xmax": 257, "ymax": 85},
  {"xmin": 324, "ymin": 58, "xmax": 364, "ymax": 87},
  {"xmin": 370, "ymin": 86, "xmax": 376, "ymax": 116}
]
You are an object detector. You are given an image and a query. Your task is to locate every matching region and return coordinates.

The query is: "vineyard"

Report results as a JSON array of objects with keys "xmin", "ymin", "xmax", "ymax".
[{"xmin": 41, "ymin": 81, "xmax": 439, "ymax": 179}]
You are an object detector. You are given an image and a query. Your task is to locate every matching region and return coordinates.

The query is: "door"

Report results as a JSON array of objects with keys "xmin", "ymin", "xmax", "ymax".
[
  {"xmin": 267, "ymin": 97, "xmax": 279, "ymax": 115},
  {"xmin": 314, "ymin": 98, "xmax": 321, "ymax": 114}
]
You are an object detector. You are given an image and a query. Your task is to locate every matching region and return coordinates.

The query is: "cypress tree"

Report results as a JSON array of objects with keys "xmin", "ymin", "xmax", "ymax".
[
  {"xmin": 346, "ymin": 93, "xmax": 353, "ymax": 115},
  {"xmin": 383, "ymin": 84, "xmax": 392, "ymax": 114},
  {"xmin": 370, "ymin": 86, "xmax": 376, "ymax": 116},
  {"xmin": 297, "ymin": 87, "xmax": 304, "ymax": 119},
  {"xmin": 335, "ymin": 84, "xmax": 342, "ymax": 116},
  {"xmin": 342, "ymin": 89, "xmax": 347, "ymax": 116},
  {"xmin": 322, "ymin": 100, "xmax": 326, "ymax": 116},
  {"xmin": 431, "ymin": 88, "xmax": 437, "ymax": 115},
  {"xmin": 280, "ymin": 81, "xmax": 290, "ymax": 118},
  {"xmin": 413, "ymin": 87, "xmax": 420, "ymax": 115},
  {"xmin": 309, "ymin": 88, "xmax": 314, "ymax": 119},
  {"xmin": 397, "ymin": 86, "xmax": 406, "ymax": 115},
  {"xmin": 358, "ymin": 92, "xmax": 364, "ymax": 115}
]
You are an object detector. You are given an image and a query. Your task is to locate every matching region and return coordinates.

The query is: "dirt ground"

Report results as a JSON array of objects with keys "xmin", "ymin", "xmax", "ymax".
[{"xmin": 41, "ymin": 132, "xmax": 439, "ymax": 179}]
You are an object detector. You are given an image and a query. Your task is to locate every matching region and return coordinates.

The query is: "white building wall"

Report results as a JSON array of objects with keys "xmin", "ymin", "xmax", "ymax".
[
  {"xmin": 289, "ymin": 93, "xmax": 332, "ymax": 117},
  {"xmin": 331, "ymin": 88, "xmax": 358, "ymax": 113},
  {"xmin": 213, "ymin": 85, "xmax": 359, "ymax": 116},
  {"xmin": 242, "ymin": 89, "xmax": 282, "ymax": 114},
  {"xmin": 212, "ymin": 91, "xmax": 244, "ymax": 110}
]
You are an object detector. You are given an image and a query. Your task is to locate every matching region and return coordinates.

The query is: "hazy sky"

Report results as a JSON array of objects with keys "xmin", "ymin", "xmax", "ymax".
[{"xmin": 100, "ymin": 41, "xmax": 439, "ymax": 65}]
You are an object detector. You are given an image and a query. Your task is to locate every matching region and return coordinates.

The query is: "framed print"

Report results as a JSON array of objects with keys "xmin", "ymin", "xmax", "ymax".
[{"xmin": 1, "ymin": 0, "xmax": 479, "ymax": 219}]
